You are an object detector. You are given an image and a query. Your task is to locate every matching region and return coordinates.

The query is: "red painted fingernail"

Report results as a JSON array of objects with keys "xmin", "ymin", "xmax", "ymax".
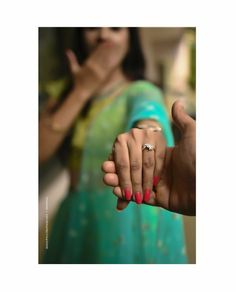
[
  {"xmin": 144, "ymin": 189, "xmax": 151, "ymax": 202},
  {"xmin": 124, "ymin": 188, "xmax": 132, "ymax": 201},
  {"xmin": 135, "ymin": 192, "xmax": 142, "ymax": 204},
  {"xmin": 153, "ymin": 176, "xmax": 160, "ymax": 187}
]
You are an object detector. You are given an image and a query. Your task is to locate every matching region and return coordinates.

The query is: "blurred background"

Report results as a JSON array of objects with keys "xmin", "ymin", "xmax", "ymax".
[{"xmin": 39, "ymin": 27, "xmax": 196, "ymax": 263}]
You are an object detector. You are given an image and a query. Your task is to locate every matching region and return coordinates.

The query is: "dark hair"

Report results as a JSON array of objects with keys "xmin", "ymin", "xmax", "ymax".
[{"xmin": 73, "ymin": 27, "xmax": 146, "ymax": 80}]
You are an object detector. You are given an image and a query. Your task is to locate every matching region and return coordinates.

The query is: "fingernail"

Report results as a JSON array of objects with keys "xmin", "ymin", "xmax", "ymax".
[
  {"xmin": 134, "ymin": 192, "xmax": 142, "ymax": 204},
  {"xmin": 144, "ymin": 189, "xmax": 151, "ymax": 202},
  {"xmin": 153, "ymin": 176, "xmax": 160, "ymax": 187},
  {"xmin": 116, "ymin": 200, "xmax": 123, "ymax": 212},
  {"xmin": 124, "ymin": 188, "xmax": 132, "ymax": 201}
]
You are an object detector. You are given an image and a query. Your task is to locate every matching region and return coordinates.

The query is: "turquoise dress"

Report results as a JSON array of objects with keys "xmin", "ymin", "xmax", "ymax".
[{"xmin": 43, "ymin": 80, "xmax": 187, "ymax": 264}]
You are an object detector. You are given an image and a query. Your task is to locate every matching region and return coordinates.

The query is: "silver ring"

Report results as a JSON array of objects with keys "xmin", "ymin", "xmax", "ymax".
[{"xmin": 142, "ymin": 143, "xmax": 155, "ymax": 151}]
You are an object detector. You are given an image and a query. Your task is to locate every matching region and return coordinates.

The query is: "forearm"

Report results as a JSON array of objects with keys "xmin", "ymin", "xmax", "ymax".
[{"xmin": 39, "ymin": 87, "xmax": 90, "ymax": 164}]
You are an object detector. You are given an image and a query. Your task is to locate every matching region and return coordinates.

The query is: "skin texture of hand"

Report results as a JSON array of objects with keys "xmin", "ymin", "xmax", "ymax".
[
  {"xmin": 102, "ymin": 101, "xmax": 196, "ymax": 216},
  {"xmin": 108, "ymin": 123, "xmax": 166, "ymax": 205}
]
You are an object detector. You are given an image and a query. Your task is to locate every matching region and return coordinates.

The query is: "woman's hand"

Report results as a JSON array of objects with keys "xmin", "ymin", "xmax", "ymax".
[
  {"xmin": 104, "ymin": 120, "xmax": 166, "ymax": 206},
  {"xmin": 66, "ymin": 43, "xmax": 125, "ymax": 98},
  {"xmin": 102, "ymin": 101, "xmax": 196, "ymax": 216}
]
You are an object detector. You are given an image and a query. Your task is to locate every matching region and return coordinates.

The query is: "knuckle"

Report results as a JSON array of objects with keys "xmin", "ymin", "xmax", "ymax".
[
  {"xmin": 116, "ymin": 160, "xmax": 129, "ymax": 172},
  {"xmin": 130, "ymin": 160, "xmax": 141, "ymax": 171},
  {"xmin": 122, "ymin": 182, "xmax": 131, "ymax": 189},
  {"xmin": 116, "ymin": 133, "xmax": 127, "ymax": 144},
  {"xmin": 130, "ymin": 128, "xmax": 142, "ymax": 139},
  {"xmin": 143, "ymin": 157, "xmax": 154, "ymax": 169},
  {"xmin": 144, "ymin": 128, "xmax": 153, "ymax": 138}
]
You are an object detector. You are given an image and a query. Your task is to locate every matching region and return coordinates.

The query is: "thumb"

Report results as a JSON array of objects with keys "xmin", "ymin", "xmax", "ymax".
[
  {"xmin": 171, "ymin": 100, "xmax": 194, "ymax": 133},
  {"xmin": 65, "ymin": 49, "xmax": 81, "ymax": 75}
]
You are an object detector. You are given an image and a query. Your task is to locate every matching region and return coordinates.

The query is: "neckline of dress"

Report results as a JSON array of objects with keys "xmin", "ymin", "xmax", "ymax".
[{"xmin": 94, "ymin": 79, "xmax": 130, "ymax": 100}]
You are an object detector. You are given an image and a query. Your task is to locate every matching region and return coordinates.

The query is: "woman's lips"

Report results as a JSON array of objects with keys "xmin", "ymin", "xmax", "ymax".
[{"xmin": 97, "ymin": 40, "xmax": 114, "ymax": 47}]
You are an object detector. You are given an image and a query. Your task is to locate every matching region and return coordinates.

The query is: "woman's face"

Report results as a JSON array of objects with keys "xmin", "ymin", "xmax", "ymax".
[{"xmin": 83, "ymin": 27, "xmax": 129, "ymax": 61}]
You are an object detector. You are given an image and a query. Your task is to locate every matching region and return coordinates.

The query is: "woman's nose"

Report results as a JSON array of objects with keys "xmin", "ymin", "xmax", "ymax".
[{"xmin": 97, "ymin": 27, "xmax": 111, "ymax": 41}]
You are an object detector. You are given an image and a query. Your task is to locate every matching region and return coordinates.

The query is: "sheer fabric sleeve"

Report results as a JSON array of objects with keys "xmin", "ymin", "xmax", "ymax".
[{"xmin": 126, "ymin": 81, "xmax": 174, "ymax": 146}]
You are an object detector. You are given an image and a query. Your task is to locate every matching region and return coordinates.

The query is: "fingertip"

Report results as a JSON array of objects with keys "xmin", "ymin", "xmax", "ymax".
[
  {"xmin": 116, "ymin": 198, "xmax": 129, "ymax": 211},
  {"xmin": 102, "ymin": 175, "xmax": 108, "ymax": 186},
  {"xmin": 65, "ymin": 48, "xmax": 72, "ymax": 57},
  {"xmin": 101, "ymin": 161, "xmax": 107, "ymax": 172},
  {"xmin": 174, "ymin": 99, "xmax": 185, "ymax": 109},
  {"xmin": 102, "ymin": 160, "xmax": 116, "ymax": 173},
  {"xmin": 172, "ymin": 100, "xmax": 189, "ymax": 132},
  {"xmin": 103, "ymin": 173, "xmax": 119, "ymax": 187},
  {"xmin": 103, "ymin": 173, "xmax": 109, "ymax": 185},
  {"xmin": 113, "ymin": 186, "xmax": 122, "ymax": 197},
  {"xmin": 172, "ymin": 100, "xmax": 181, "ymax": 119},
  {"xmin": 134, "ymin": 192, "xmax": 143, "ymax": 204}
]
